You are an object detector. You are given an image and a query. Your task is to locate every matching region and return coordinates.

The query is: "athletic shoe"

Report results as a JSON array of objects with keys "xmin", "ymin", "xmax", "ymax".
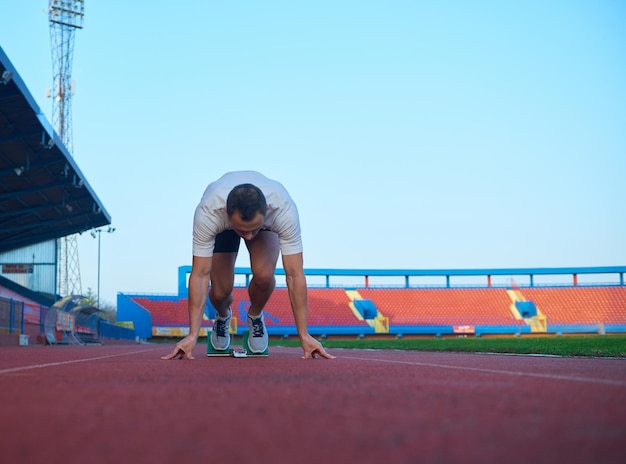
[
  {"xmin": 211, "ymin": 307, "xmax": 231, "ymax": 351},
  {"xmin": 247, "ymin": 312, "xmax": 268, "ymax": 354}
]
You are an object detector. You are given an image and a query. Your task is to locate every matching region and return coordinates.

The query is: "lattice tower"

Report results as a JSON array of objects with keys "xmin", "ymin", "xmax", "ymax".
[{"xmin": 49, "ymin": 0, "xmax": 85, "ymax": 296}]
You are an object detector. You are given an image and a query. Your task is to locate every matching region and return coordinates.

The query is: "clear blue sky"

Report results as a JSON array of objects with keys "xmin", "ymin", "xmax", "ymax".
[{"xmin": 1, "ymin": 1, "xmax": 625, "ymax": 305}]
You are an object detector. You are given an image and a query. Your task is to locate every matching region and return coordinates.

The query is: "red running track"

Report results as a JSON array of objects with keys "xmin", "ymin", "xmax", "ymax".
[{"xmin": 1, "ymin": 343, "xmax": 625, "ymax": 464}]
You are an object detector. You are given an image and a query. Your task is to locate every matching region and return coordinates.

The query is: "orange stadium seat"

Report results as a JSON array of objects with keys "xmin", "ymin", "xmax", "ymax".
[
  {"xmin": 519, "ymin": 286, "xmax": 626, "ymax": 325},
  {"xmin": 229, "ymin": 288, "xmax": 367, "ymax": 327},
  {"xmin": 132, "ymin": 298, "xmax": 201, "ymax": 327},
  {"xmin": 356, "ymin": 288, "xmax": 518, "ymax": 326},
  {"xmin": 133, "ymin": 288, "xmax": 367, "ymax": 331}
]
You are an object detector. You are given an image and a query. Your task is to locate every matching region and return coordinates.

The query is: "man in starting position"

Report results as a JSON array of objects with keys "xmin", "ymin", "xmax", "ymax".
[{"xmin": 162, "ymin": 170, "xmax": 334, "ymax": 360}]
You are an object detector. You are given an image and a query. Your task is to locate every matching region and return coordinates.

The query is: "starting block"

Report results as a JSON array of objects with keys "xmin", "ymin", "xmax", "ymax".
[
  {"xmin": 242, "ymin": 331, "xmax": 269, "ymax": 357},
  {"xmin": 207, "ymin": 331, "xmax": 269, "ymax": 358},
  {"xmin": 206, "ymin": 343, "xmax": 233, "ymax": 357}
]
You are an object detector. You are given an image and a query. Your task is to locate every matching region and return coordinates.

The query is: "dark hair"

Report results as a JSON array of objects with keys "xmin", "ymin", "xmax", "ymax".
[{"xmin": 226, "ymin": 183, "xmax": 267, "ymax": 221}]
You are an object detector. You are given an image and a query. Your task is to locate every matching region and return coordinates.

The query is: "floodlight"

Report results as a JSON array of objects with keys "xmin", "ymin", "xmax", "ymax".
[{"xmin": 1, "ymin": 70, "xmax": 12, "ymax": 85}]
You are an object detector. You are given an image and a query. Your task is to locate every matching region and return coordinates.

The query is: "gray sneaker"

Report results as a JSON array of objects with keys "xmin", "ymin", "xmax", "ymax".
[
  {"xmin": 211, "ymin": 307, "xmax": 231, "ymax": 351},
  {"xmin": 247, "ymin": 312, "xmax": 268, "ymax": 354}
]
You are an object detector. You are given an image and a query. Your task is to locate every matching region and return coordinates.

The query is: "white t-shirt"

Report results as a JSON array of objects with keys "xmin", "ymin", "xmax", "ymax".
[{"xmin": 192, "ymin": 171, "xmax": 302, "ymax": 257}]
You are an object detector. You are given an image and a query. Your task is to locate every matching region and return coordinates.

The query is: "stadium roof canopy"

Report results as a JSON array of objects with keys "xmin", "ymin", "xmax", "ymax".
[{"xmin": 0, "ymin": 46, "xmax": 110, "ymax": 253}]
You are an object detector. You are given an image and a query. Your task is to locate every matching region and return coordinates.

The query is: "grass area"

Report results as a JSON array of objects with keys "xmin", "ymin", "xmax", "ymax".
[{"xmin": 270, "ymin": 334, "xmax": 626, "ymax": 358}]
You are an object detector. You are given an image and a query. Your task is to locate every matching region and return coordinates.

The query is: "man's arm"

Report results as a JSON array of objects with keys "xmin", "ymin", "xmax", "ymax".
[
  {"xmin": 187, "ymin": 255, "xmax": 212, "ymax": 337},
  {"xmin": 282, "ymin": 252, "xmax": 309, "ymax": 336},
  {"xmin": 282, "ymin": 253, "xmax": 335, "ymax": 359},
  {"xmin": 162, "ymin": 255, "xmax": 212, "ymax": 360}
]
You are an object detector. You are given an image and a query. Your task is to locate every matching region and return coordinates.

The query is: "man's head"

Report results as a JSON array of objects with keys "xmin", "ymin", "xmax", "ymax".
[{"xmin": 227, "ymin": 183, "xmax": 267, "ymax": 240}]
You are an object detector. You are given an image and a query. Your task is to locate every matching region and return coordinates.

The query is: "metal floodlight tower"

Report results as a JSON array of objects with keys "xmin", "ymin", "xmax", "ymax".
[
  {"xmin": 49, "ymin": 0, "xmax": 85, "ymax": 297},
  {"xmin": 49, "ymin": 0, "xmax": 84, "ymax": 154}
]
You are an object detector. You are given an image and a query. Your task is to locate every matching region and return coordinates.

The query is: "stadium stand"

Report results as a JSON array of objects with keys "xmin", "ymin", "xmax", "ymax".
[
  {"xmin": 127, "ymin": 287, "xmax": 371, "ymax": 338},
  {"xmin": 127, "ymin": 266, "xmax": 625, "ymax": 338},
  {"xmin": 263, "ymin": 288, "xmax": 366, "ymax": 327},
  {"xmin": 520, "ymin": 286, "xmax": 626, "ymax": 327},
  {"xmin": 356, "ymin": 287, "xmax": 516, "ymax": 326},
  {"xmin": 0, "ymin": 46, "xmax": 126, "ymax": 345},
  {"xmin": 0, "ymin": 46, "xmax": 110, "ymax": 252},
  {"xmin": 132, "ymin": 297, "xmax": 191, "ymax": 327}
]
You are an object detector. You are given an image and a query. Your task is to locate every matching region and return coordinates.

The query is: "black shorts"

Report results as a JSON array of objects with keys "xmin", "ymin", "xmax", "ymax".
[{"xmin": 213, "ymin": 229, "xmax": 272, "ymax": 253}]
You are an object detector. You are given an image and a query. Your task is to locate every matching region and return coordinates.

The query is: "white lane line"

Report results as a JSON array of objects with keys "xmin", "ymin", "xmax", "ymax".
[
  {"xmin": 339, "ymin": 355, "xmax": 626, "ymax": 387},
  {"xmin": 0, "ymin": 348, "xmax": 160, "ymax": 375}
]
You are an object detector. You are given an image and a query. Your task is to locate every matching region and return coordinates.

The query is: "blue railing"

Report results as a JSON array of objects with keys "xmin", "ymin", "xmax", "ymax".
[{"xmin": 178, "ymin": 265, "xmax": 626, "ymax": 296}]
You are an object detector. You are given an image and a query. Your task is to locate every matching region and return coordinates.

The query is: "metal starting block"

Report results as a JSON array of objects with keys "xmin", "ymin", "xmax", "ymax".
[{"xmin": 206, "ymin": 331, "xmax": 269, "ymax": 358}]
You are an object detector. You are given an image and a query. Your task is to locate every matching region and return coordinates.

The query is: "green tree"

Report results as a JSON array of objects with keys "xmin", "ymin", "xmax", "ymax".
[
  {"xmin": 82, "ymin": 287, "xmax": 98, "ymax": 306},
  {"xmin": 82, "ymin": 287, "xmax": 116, "ymax": 322}
]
